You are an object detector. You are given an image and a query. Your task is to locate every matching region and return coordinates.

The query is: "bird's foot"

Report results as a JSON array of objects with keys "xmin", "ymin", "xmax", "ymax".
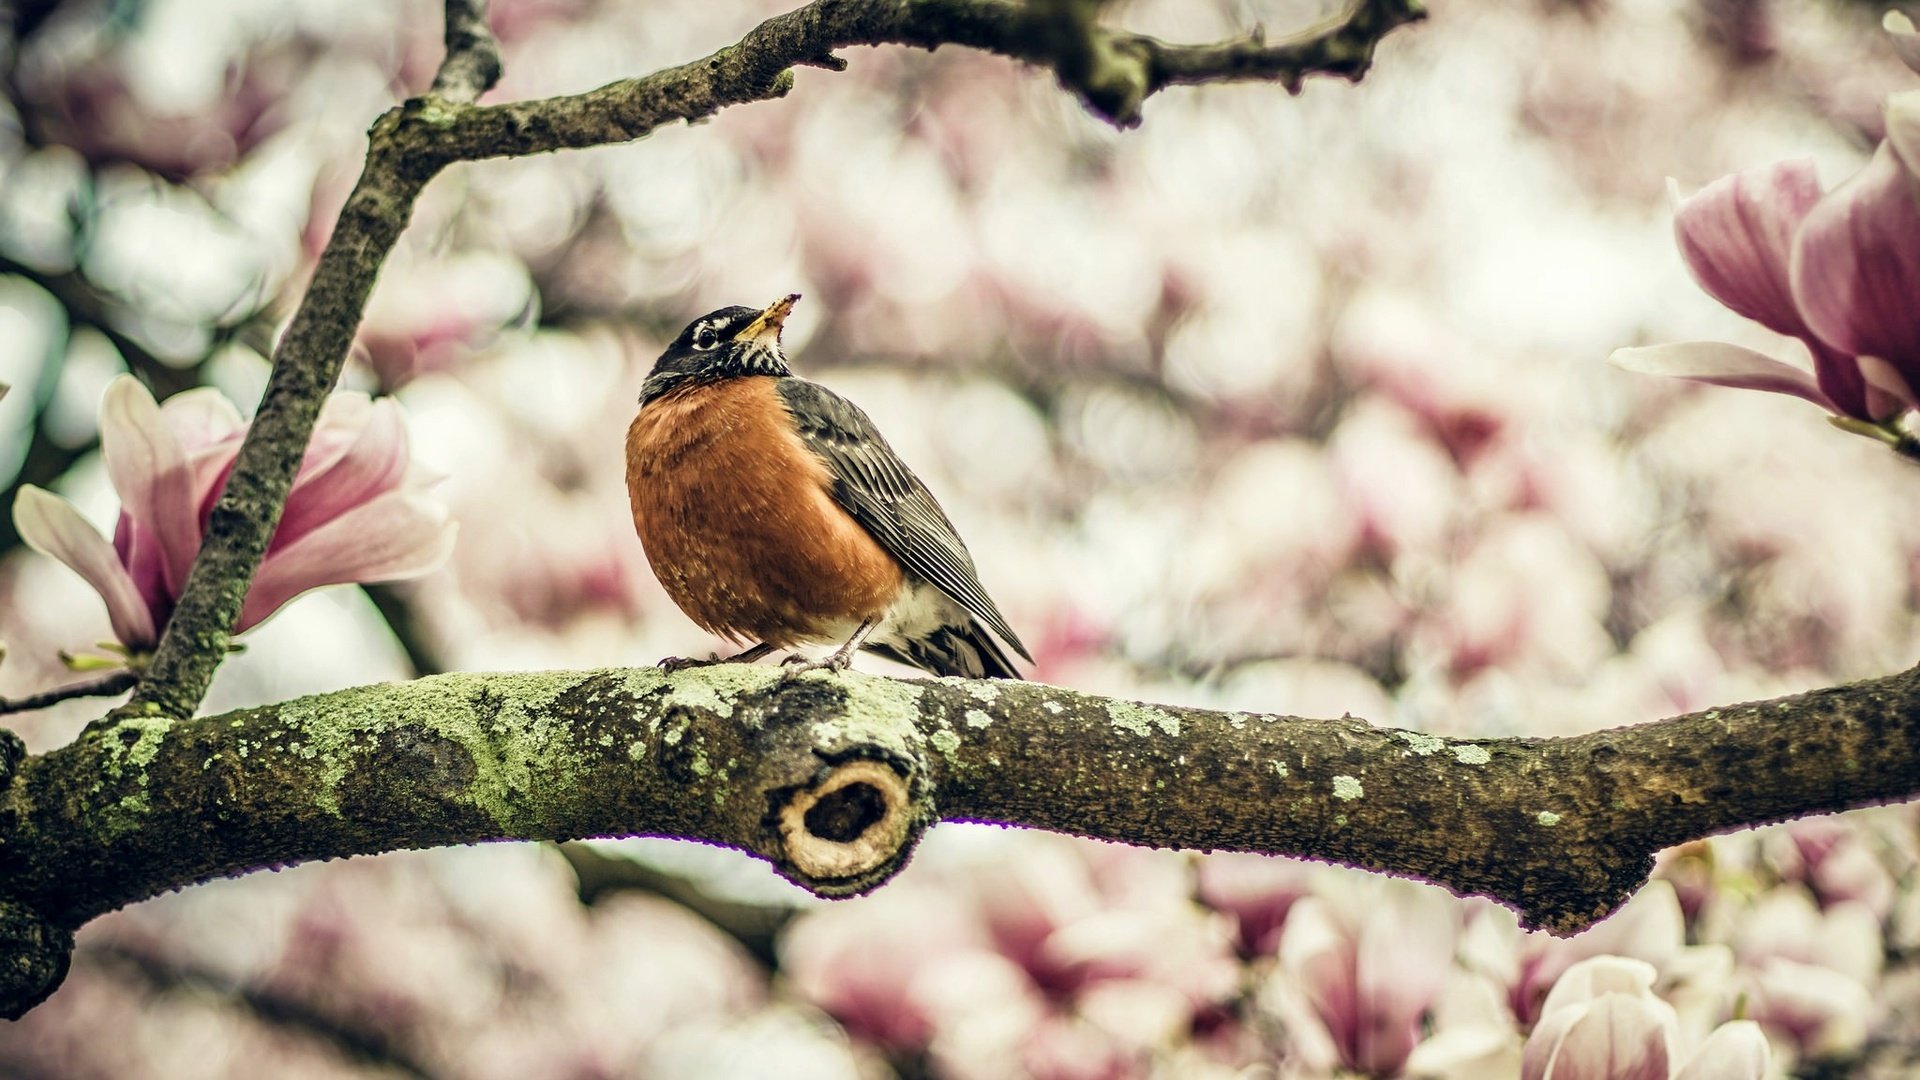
[
  {"xmin": 660, "ymin": 642, "xmax": 776, "ymax": 672},
  {"xmin": 779, "ymin": 650, "xmax": 855, "ymax": 681}
]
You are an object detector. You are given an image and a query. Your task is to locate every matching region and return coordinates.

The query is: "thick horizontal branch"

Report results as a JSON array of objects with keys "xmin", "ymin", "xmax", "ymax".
[{"xmin": 5, "ymin": 663, "xmax": 1918, "ymax": 1017}]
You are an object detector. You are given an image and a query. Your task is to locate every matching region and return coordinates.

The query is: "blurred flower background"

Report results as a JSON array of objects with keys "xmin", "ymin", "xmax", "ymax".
[{"xmin": 2, "ymin": 0, "xmax": 1919, "ymax": 1075}]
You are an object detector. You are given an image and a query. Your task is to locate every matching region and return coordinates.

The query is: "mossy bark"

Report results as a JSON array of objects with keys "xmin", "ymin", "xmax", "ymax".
[{"xmin": 8, "ymin": 663, "xmax": 1920, "ymax": 1016}]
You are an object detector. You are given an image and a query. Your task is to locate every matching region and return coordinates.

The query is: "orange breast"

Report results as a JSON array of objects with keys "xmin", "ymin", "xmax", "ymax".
[{"xmin": 625, "ymin": 377, "xmax": 905, "ymax": 648}]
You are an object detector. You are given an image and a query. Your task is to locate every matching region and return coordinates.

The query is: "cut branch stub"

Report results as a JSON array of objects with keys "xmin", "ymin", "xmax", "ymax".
[
  {"xmin": 747, "ymin": 680, "xmax": 935, "ymax": 896},
  {"xmin": 774, "ymin": 758, "xmax": 920, "ymax": 889}
]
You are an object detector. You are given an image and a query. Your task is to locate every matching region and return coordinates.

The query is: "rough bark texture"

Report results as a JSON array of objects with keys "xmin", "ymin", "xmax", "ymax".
[
  {"xmin": 7, "ymin": 662, "xmax": 1920, "ymax": 1016},
  {"xmin": 118, "ymin": 138, "xmax": 437, "ymax": 722}
]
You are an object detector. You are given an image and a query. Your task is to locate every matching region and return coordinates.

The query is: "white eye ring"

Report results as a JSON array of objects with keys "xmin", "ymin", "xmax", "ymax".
[{"xmin": 692, "ymin": 324, "xmax": 720, "ymax": 351}]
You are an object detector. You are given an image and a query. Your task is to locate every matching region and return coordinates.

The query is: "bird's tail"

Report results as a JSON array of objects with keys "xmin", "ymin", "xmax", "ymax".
[{"xmin": 867, "ymin": 620, "xmax": 1025, "ymax": 680}]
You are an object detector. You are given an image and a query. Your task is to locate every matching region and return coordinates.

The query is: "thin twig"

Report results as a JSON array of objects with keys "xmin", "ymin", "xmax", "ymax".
[
  {"xmin": 558, "ymin": 842, "xmax": 795, "ymax": 969},
  {"xmin": 0, "ymin": 670, "xmax": 137, "ymax": 716},
  {"xmin": 362, "ymin": 584, "xmax": 446, "ymax": 676},
  {"xmin": 428, "ymin": 0, "xmax": 503, "ymax": 104},
  {"xmin": 78, "ymin": 943, "xmax": 440, "ymax": 1080}
]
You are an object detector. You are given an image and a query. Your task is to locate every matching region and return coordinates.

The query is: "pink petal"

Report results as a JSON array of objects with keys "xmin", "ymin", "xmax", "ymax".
[
  {"xmin": 1352, "ymin": 885, "xmax": 1456, "ymax": 1074},
  {"xmin": 1543, "ymin": 995, "xmax": 1675, "ymax": 1080},
  {"xmin": 1536, "ymin": 956, "xmax": 1659, "ymax": 1015},
  {"xmin": 1673, "ymin": 161, "xmax": 1825, "ymax": 340},
  {"xmin": 113, "ymin": 513, "xmax": 175, "ymax": 626},
  {"xmin": 1888, "ymin": 90, "xmax": 1920, "ymax": 183},
  {"xmin": 191, "ymin": 456, "xmax": 238, "ymax": 536},
  {"xmin": 238, "ymin": 492, "xmax": 455, "ymax": 631},
  {"xmin": 162, "ymin": 386, "xmax": 250, "ymax": 517},
  {"xmin": 157, "ymin": 387, "xmax": 246, "ymax": 453},
  {"xmin": 13, "ymin": 485, "xmax": 159, "ymax": 649},
  {"xmin": 291, "ymin": 392, "xmax": 378, "ymax": 487},
  {"xmin": 1609, "ymin": 342, "xmax": 1833, "ymax": 408},
  {"xmin": 274, "ymin": 398, "xmax": 410, "ymax": 550},
  {"xmin": 1523, "ymin": 1003, "xmax": 1586, "ymax": 1080},
  {"xmin": 1791, "ymin": 141, "xmax": 1920, "ymax": 405},
  {"xmin": 1281, "ymin": 899, "xmax": 1362, "ymax": 1061},
  {"xmin": 1888, "ymin": 13, "xmax": 1920, "ymax": 77},
  {"xmin": 1675, "ymin": 1020, "xmax": 1770, "ymax": 1080},
  {"xmin": 99, "ymin": 375, "xmax": 202, "ymax": 603},
  {"xmin": 1195, "ymin": 854, "xmax": 1315, "ymax": 955},
  {"xmin": 1859, "ymin": 356, "xmax": 1920, "ymax": 413}
]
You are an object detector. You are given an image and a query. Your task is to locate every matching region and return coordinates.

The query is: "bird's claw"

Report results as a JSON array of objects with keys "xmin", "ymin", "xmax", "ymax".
[
  {"xmin": 778, "ymin": 651, "xmax": 853, "ymax": 681},
  {"xmin": 658, "ymin": 653, "xmax": 723, "ymax": 673}
]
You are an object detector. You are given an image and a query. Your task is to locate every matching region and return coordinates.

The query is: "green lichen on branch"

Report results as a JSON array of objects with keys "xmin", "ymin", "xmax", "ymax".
[{"xmin": 7, "ymin": 662, "xmax": 1920, "ymax": 1018}]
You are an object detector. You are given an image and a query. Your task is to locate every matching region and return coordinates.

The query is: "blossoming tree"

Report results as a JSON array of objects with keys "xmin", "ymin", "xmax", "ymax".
[{"xmin": 2, "ymin": 0, "xmax": 1919, "ymax": 1075}]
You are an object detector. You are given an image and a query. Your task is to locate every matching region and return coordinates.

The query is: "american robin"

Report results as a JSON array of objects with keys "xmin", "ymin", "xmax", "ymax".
[{"xmin": 625, "ymin": 294, "xmax": 1031, "ymax": 679}]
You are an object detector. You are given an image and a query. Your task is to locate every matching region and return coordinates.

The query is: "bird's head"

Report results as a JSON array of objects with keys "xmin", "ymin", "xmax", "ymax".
[{"xmin": 639, "ymin": 294, "xmax": 799, "ymax": 404}]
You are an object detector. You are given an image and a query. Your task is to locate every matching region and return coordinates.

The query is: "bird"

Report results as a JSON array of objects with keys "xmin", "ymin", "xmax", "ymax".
[{"xmin": 625, "ymin": 294, "xmax": 1031, "ymax": 680}]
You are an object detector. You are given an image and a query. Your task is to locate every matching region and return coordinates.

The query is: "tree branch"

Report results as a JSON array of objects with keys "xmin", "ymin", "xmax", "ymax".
[
  {"xmin": 558, "ymin": 841, "xmax": 794, "ymax": 969},
  {"xmin": 428, "ymin": 0, "xmax": 503, "ymax": 104},
  {"xmin": 0, "ymin": 670, "xmax": 136, "ymax": 716},
  {"xmin": 436, "ymin": 0, "xmax": 1424, "ymax": 158},
  {"xmin": 5, "ymin": 663, "xmax": 1918, "ymax": 1016},
  {"xmin": 76, "ymin": 942, "xmax": 440, "ymax": 1080},
  {"xmin": 113, "ymin": 0, "xmax": 1423, "ymax": 720}
]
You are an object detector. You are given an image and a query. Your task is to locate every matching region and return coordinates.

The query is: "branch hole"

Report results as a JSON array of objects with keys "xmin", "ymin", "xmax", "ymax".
[
  {"xmin": 777, "ymin": 759, "xmax": 914, "ymax": 883},
  {"xmin": 803, "ymin": 781, "xmax": 886, "ymax": 842}
]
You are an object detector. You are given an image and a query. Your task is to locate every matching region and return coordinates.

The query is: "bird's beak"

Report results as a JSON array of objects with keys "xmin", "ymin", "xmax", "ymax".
[{"xmin": 738, "ymin": 293, "xmax": 800, "ymax": 346}]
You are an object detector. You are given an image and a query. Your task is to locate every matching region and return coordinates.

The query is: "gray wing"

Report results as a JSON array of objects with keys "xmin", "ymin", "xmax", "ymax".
[{"xmin": 777, "ymin": 377, "xmax": 1032, "ymax": 662}]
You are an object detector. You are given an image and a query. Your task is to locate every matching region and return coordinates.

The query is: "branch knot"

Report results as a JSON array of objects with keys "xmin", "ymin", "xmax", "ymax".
[{"xmin": 777, "ymin": 757, "xmax": 917, "ymax": 888}]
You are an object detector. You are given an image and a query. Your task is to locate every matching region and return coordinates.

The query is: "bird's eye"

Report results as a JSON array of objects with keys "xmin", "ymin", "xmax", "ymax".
[{"xmin": 692, "ymin": 325, "xmax": 720, "ymax": 351}]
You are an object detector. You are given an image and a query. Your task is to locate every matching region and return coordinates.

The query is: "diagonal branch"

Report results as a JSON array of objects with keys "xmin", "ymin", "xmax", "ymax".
[
  {"xmin": 5, "ymin": 662, "xmax": 1918, "ymax": 1016},
  {"xmin": 429, "ymin": 0, "xmax": 503, "ymax": 104},
  {"xmin": 114, "ymin": 0, "xmax": 1424, "ymax": 721}
]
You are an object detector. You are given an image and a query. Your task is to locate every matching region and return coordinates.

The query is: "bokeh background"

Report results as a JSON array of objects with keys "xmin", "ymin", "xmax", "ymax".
[{"xmin": 3, "ymin": 0, "xmax": 1919, "ymax": 1075}]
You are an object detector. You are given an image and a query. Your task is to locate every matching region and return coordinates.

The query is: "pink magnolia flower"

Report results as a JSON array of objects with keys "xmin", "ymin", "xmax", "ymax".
[
  {"xmin": 1275, "ymin": 880, "xmax": 1460, "ymax": 1077},
  {"xmin": 1505, "ymin": 880, "xmax": 1685, "ymax": 1028},
  {"xmin": 12, "ymin": 375, "xmax": 455, "ymax": 652},
  {"xmin": 1889, "ymin": 12, "xmax": 1920, "ymax": 76},
  {"xmin": 1522, "ymin": 957, "xmax": 1678, "ymax": 1080},
  {"xmin": 1731, "ymin": 889, "xmax": 1881, "ymax": 1060},
  {"xmin": 1194, "ymin": 853, "xmax": 1317, "ymax": 957},
  {"xmin": 354, "ymin": 252, "xmax": 534, "ymax": 390},
  {"xmin": 1522, "ymin": 956, "xmax": 1769, "ymax": 1080},
  {"xmin": 1612, "ymin": 90, "xmax": 1920, "ymax": 424},
  {"xmin": 1766, "ymin": 819, "xmax": 1896, "ymax": 918}
]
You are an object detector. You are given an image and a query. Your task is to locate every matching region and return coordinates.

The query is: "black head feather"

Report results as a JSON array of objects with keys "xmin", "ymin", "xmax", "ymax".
[{"xmin": 639, "ymin": 296, "xmax": 799, "ymax": 404}]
